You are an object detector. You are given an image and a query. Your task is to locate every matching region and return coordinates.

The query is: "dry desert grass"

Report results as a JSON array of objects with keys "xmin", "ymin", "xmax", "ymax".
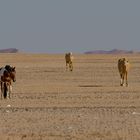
[{"xmin": 0, "ymin": 53, "xmax": 140, "ymax": 140}]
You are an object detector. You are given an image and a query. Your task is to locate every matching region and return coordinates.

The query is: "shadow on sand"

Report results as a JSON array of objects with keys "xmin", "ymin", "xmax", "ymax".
[{"xmin": 79, "ymin": 85, "xmax": 103, "ymax": 88}]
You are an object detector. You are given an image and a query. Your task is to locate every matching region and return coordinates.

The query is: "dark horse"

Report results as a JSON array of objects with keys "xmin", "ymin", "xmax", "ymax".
[{"xmin": 1, "ymin": 66, "xmax": 16, "ymax": 99}]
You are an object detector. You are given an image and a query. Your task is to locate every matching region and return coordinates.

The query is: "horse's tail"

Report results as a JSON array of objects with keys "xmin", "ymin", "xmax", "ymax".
[{"xmin": 4, "ymin": 83, "xmax": 8, "ymax": 99}]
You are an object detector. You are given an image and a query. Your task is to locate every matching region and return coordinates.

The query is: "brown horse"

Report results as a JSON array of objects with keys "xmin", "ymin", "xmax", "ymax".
[
  {"xmin": 1, "ymin": 67, "xmax": 16, "ymax": 99},
  {"xmin": 65, "ymin": 52, "xmax": 74, "ymax": 71},
  {"xmin": 118, "ymin": 58, "xmax": 130, "ymax": 86}
]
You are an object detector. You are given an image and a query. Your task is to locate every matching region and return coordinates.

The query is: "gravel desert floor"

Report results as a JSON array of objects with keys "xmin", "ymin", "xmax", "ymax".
[{"xmin": 0, "ymin": 53, "xmax": 140, "ymax": 140}]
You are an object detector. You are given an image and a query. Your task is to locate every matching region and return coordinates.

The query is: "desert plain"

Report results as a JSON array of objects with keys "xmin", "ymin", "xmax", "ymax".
[{"xmin": 0, "ymin": 53, "xmax": 140, "ymax": 140}]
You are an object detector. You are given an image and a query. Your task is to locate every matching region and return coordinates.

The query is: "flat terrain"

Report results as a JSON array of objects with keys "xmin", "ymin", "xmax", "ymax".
[{"xmin": 0, "ymin": 53, "xmax": 140, "ymax": 140}]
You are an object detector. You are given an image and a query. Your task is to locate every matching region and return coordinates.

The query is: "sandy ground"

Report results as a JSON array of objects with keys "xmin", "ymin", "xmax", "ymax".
[{"xmin": 0, "ymin": 53, "xmax": 140, "ymax": 140}]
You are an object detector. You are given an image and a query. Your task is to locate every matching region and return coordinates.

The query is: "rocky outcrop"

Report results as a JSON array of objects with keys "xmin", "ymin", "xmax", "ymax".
[
  {"xmin": 85, "ymin": 49, "xmax": 134, "ymax": 54},
  {"xmin": 0, "ymin": 48, "xmax": 19, "ymax": 53}
]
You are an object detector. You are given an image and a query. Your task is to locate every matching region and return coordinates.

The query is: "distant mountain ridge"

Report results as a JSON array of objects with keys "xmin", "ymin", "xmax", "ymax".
[
  {"xmin": 85, "ymin": 49, "xmax": 134, "ymax": 54},
  {"xmin": 0, "ymin": 48, "xmax": 19, "ymax": 53}
]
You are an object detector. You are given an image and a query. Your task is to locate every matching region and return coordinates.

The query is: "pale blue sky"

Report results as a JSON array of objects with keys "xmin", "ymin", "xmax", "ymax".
[{"xmin": 0, "ymin": 0, "xmax": 140, "ymax": 53}]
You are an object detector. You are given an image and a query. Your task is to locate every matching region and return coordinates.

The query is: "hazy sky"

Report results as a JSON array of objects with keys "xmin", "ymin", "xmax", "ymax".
[{"xmin": 0, "ymin": 0, "xmax": 140, "ymax": 53}]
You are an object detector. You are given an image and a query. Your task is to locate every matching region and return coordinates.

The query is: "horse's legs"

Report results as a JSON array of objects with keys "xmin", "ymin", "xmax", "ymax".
[
  {"xmin": 3, "ymin": 82, "xmax": 7, "ymax": 99},
  {"xmin": 6, "ymin": 83, "xmax": 11, "ymax": 99},
  {"xmin": 125, "ymin": 71, "xmax": 128, "ymax": 87},
  {"xmin": 7, "ymin": 83, "xmax": 10, "ymax": 99},
  {"xmin": 69, "ymin": 62, "xmax": 73, "ymax": 71},
  {"xmin": 66, "ymin": 62, "xmax": 68, "ymax": 71},
  {"xmin": 122, "ymin": 74, "xmax": 125, "ymax": 86},
  {"xmin": 1, "ymin": 82, "xmax": 5, "ymax": 99},
  {"xmin": 9, "ymin": 84, "xmax": 12, "ymax": 99},
  {"xmin": 1, "ymin": 82, "xmax": 3, "ymax": 99},
  {"xmin": 120, "ymin": 74, "xmax": 123, "ymax": 86}
]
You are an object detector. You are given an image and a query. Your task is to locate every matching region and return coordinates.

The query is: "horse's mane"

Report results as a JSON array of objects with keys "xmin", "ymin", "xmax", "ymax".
[{"xmin": 5, "ymin": 65, "xmax": 13, "ymax": 72}]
